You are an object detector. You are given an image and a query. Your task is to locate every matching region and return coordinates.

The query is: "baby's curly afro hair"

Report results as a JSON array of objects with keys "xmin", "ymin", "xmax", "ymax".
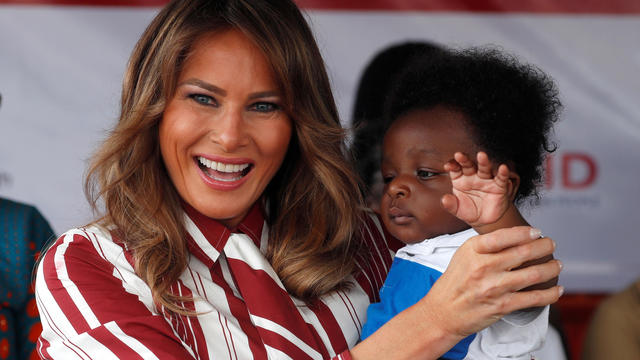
[{"xmin": 385, "ymin": 47, "xmax": 562, "ymax": 204}]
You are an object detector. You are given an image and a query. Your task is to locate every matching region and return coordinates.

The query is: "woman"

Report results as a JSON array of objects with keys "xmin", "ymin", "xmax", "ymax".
[{"xmin": 35, "ymin": 0, "xmax": 562, "ymax": 359}]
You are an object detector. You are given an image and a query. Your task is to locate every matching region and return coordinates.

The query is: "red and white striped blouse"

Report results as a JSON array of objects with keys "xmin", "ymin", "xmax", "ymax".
[{"xmin": 35, "ymin": 204, "xmax": 398, "ymax": 359}]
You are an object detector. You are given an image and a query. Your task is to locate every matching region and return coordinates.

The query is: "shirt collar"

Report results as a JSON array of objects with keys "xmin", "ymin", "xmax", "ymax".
[
  {"xmin": 397, "ymin": 228, "xmax": 478, "ymax": 257},
  {"xmin": 183, "ymin": 201, "xmax": 265, "ymax": 268},
  {"xmin": 427, "ymin": 228, "xmax": 477, "ymax": 248}
]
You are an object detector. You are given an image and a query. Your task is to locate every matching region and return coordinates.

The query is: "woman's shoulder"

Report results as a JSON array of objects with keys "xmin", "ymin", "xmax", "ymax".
[
  {"xmin": 35, "ymin": 223, "xmax": 153, "ymax": 307},
  {"xmin": 39, "ymin": 224, "xmax": 134, "ymax": 275},
  {"xmin": 35, "ymin": 224, "xmax": 159, "ymax": 342},
  {"xmin": 48, "ymin": 223, "xmax": 116, "ymax": 249}
]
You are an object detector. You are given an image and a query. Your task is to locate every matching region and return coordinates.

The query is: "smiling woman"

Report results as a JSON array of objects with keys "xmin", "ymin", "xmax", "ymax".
[
  {"xmin": 34, "ymin": 0, "xmax": 562, "ymax": 359},
  {"xmin": 159, "ymin": 30, "xmax": 292, "ymax": 228}
]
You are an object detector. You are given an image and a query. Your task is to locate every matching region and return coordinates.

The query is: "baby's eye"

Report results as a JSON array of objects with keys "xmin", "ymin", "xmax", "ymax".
[
  {"xmin": 416, "ymin": 169, "xmax": 438, "ymax": 180},
  {"xmin": 382, "ymin": 175, "xmax": 394, "ymax": 184},
  {"xmin": 189, "ymin": 93, "xmax": 216, "ymax": 106},
  {"xmin": 250, "ymin": 102, "xmax": 280, "ymax": 113}
]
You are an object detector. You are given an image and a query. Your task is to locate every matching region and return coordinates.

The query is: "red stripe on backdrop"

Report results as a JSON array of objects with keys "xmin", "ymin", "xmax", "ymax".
[
  {"xmin": 303, "ymin": 0, "xmax": 640, "ymax": 13},
  {"xmin": 0, "ymin": 0, "xmax": 639, "ymax": 14}
]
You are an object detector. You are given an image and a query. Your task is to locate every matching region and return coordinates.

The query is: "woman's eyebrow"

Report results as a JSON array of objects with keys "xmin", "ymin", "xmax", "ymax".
[
  {"xmin": 180, "ymin": 78, "xmax": 226, "ymax": 96},
  {"xmin": 178, "ymin": 79, "xmax": 278, "ymax": 100},
  {"xmin": 248, "ymin": 91, "xmax": 280, "ymax": 100}
]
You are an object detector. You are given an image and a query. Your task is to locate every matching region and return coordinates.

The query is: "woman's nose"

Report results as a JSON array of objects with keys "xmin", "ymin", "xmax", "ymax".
[
  {"xmin": 209, "ymin": 107, "xmax": 248, "ymax": 152},
  {"xmin": 386, "ymin": 176, "xmax": 411, "ymax": 199}
]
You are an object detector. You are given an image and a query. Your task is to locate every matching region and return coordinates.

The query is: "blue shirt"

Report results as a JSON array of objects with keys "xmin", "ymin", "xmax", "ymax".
[
  {"xmin": 360, "ymin": 228, "xmax": 548, "ymax": 360},
  {"xmin": 360, "ymin": 256, "xmax": 475, "ymax": 359}
]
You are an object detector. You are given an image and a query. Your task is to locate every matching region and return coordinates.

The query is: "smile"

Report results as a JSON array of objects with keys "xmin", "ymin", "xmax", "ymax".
[{"xmin": 196, "ymin": 156, "xmax": 252, "ymax": 182}]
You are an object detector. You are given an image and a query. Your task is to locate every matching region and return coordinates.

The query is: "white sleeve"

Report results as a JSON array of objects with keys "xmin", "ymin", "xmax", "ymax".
[
  {"xmin": 465, "ymin": 305, "xmax": 549, "ymax": 359},
  {"xmin": 531, "ymin": 324, "xmax": 567, "ymax": 360}
]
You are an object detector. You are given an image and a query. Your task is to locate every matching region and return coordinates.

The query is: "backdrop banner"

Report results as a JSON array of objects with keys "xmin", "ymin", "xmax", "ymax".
[{"xmin": 1, "ymin": 1, "xmax": 638, "ymax": 293}]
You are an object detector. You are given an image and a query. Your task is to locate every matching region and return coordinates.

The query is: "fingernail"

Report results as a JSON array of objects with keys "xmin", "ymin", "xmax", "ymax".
[
  {"xmin": 558, "ymin": 286, "xmax": 565, "ymax": 297},
  {"xmin": 529, "ymin": 228, "xmax": 542, "ymax": 239},
  {"xmin": 557, "ymin": 260, "xmax": 563, "ymax": 270},
  {"xmin": 552, "ymin": 239, "xmax": 557, "ymax": 250}
]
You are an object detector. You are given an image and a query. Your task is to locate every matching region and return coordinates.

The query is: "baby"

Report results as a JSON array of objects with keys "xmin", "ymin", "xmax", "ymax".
[{"xmin": 360, "ymin": 47, "xmax": 561, "ymax": 359}]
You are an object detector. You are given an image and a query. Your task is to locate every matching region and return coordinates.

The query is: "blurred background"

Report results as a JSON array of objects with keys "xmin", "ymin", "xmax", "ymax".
[{"xmin": 1, "ymin": 1, "xmax": 638, "ymax": 358}]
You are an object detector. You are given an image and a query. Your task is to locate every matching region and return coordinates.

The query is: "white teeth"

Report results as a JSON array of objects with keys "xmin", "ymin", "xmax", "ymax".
[{"xmin": 198, "ymin": 156, "xmax": 250, "ymax": 173}]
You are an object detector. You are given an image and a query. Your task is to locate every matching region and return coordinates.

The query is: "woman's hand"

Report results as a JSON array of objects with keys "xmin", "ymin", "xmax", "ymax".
[
  {"xmin": 424, "ymin": 226, "xmax": 563, "ymax": 339},
  {"xmin": 352, "ymin": 226, "xmax": 562, "ymax": 360}
]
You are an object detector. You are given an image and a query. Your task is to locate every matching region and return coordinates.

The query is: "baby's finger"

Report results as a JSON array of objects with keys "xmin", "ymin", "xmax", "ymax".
[
  {"xmin": 454, "ymin": 152, "xmax": 477, "ymax": 176},
  {"xmin": 441, "ymin": 194, "xmax": 459, "ymax": 216},
  {"xmin": 494, "ymin": 164, "xmax": 510, "ymax": 189},
  {"xmin": 476, "ymin": 152, "xmax": 493, "ymax": 179},
  {"xmin": 445, "ymin": 159, "xmax": 462, "ymax": 180}
]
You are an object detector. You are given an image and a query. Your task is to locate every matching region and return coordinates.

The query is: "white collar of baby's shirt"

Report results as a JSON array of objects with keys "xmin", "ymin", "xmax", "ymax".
[{"xmin": 395, "ymin": 228, "xmax": 478, "ymax": 260}]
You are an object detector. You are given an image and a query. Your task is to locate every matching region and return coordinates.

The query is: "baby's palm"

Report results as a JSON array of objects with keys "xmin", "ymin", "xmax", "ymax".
[{"xmin": 442, "ymin": 152, "xmax": 513, "ymax": 227}]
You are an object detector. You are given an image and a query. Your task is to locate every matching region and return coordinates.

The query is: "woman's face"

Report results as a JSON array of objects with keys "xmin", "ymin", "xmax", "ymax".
[{"xmin": 159, "ymin": 29, "xmax": 292, "ymax": 228}]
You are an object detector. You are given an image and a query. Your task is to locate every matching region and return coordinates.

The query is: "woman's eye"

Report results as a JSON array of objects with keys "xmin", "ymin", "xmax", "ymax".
[
  {"xmin": 417, "ymin": 170, "xmax": 438, "ymax": 180},
  {"xmin": 251, "ymin": 102, "xmax": 279, "ymax": 113},
  {"xmin": 189, "ymin": 94, "xmax": 215, "ymax": 106}
]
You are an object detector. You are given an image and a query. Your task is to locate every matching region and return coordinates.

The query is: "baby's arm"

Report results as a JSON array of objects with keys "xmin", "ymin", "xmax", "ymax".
[
  {"xmin": 442, "ymin": 153, "xmax": 552, "ymax": 356},
  {"xmin": 443, "ymin": 151, "xmax": 556, "ymax": 291},
  {"xmin": 441, "ymin": 151, "xmax": 527, "ymax": 234}
]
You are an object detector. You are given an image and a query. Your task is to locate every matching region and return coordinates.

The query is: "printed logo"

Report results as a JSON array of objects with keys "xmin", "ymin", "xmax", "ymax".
[
  {"xmin": 538, "ymin": 151, "xmax": 599, "ymax": 207},
  {"xmin": 545, "ymin": 152, "xmax": 597, "ymax": 189}
]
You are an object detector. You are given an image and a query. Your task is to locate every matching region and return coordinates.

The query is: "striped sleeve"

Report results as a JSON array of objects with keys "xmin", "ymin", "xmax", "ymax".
[
  {"xmin": 333, "ymin": 349, "xmax": 353, "ymax": 360},
  {"xmin": 34, "ymin": 229, "xmax": 194, "ymax": 360}
]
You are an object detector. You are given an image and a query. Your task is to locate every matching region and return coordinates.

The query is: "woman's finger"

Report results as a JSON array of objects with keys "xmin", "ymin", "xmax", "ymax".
[
  {"xmin": 472, "ymin": 226, "xmax": 543, "ymax": 253},
  {"xmin": 500, "ymin": 259, "xmax": 563, "ymax": 291},
  {"xmin": 497, "ymin": 236, "xmax": 556, "ymax": 271},
  {"xmin": 499, "ymin": 286, "xmax": 564, "ymax": 315}
]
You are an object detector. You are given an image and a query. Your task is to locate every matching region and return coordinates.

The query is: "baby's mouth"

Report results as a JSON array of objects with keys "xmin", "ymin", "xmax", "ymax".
[
  {"xmin": 196, "ymin": 156, "xmax": 253, "ymax": 182},
  {"xmin": 388, "ymin": 206, "xmax": 414, "ymax": 225}
]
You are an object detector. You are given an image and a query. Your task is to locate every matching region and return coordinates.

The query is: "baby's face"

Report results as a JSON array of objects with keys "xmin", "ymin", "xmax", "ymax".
[{"xmin": 380, "ymin": 106, "xmax": 477, "ymax": 244}]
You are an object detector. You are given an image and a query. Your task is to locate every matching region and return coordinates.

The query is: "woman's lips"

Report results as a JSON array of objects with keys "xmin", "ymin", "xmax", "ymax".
[
  {"xmin": 197, "ymin": 156, "xmax": 251, "ymax": 182},
  {"xmin": 194, "ymin": 155, "xmax": 253, "ymax": 190}
]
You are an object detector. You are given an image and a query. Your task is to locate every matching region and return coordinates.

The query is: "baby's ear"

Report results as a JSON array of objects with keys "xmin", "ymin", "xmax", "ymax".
[{"xmin": 508, "ymin": 172, "xmax": 521, "ymax": 202}]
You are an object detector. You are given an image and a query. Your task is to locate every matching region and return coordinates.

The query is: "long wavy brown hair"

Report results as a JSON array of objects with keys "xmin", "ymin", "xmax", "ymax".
[{"xmin": 85, "ymin": 0, "xmax": 364, "ymax": 312}]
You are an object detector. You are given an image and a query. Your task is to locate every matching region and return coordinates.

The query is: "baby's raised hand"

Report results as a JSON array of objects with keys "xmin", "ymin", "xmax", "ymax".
[{"xmin": 441, "ymin": 152, "xmax": 514, "ymax": 228}]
